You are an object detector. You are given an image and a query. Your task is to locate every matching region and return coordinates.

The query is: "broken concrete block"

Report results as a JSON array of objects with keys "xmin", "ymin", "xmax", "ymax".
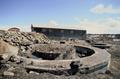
[
  {"xmin": 29, "ymin": 71, "xmax": 39, "ymax": 75},
  {"xmin": 0, "ymin": 40, "xmax": 18, "ymax": 60},
  {"xmin": 3, "ymin": 71, "xmax": 14, "ymax": 76},
  {"xmin": 7, "ymin": 67, "xmax": 15, "ymax": 71},
  {"xmin": 9, "ymin": 56, "xmax": 20, "ymax": 62}
]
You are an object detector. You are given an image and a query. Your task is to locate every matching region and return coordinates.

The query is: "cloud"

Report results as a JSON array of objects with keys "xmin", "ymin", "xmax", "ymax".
[
  {"xmin": 46, "ymin": 18, "xmax": 120, "ymax": 34},
  {"xmin": 74, "ymin": 17, "xmax": 80, "ymax": 21},
  {"xmin": 48, "ymin": 20, "xmax": 59, "ymax": 26},
  {"xmin": 21, "ymin": 26, "xmax": 31, "ymax": 32},
  {"xmin": 0, "ymin": 18, "xmax": 120, "ymax": 34},
  {"xmin": 79, "ymin": 18, "xmax": 120, "ymax": 34},
  {"xmin": 80, "ymin": 19, "xmax": 108, "ymax": 33},
  {"xmin": 45, "ymin": 19, "xmax": 120, "ymax": 34},
  {"xmin": 90, "ymin": 4, "xmax": 120, "ymax": 14}
]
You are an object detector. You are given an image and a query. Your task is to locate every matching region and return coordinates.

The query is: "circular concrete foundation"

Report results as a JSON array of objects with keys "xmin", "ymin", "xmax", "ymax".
[{"xmin": 19, "ymin": 44, "xmax": 111, "ymax": 75}]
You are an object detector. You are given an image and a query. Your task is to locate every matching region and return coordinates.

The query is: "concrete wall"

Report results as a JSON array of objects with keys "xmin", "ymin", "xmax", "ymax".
[{"xmin": 31, "ymin": 26, "xmax": 86, "ymax": 40}]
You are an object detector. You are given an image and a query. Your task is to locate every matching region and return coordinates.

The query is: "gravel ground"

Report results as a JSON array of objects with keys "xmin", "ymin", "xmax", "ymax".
[{"xmin": 0, "ymin": 43, "xmax": 120, "ymax": 79}]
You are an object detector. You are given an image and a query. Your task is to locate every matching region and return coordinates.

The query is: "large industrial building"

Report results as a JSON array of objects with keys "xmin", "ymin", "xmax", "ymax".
[{"xmin": 31, "ymin": 24, "xmax": 86, "ymax": 40}]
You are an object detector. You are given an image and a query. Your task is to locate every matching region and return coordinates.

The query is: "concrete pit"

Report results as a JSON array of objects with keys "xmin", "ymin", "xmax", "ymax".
[{"xmin": 18, "ymin": 43, "xmax": 111, "ymax": 75}]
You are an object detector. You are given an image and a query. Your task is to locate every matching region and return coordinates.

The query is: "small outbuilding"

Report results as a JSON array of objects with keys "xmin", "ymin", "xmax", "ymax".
[{"xmin": 8, "ymin": 27, "xmax": 20, "ymax": 32}]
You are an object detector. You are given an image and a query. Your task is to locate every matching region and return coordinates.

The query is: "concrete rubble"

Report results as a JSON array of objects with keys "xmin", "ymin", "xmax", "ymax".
[
  {"xmin": 0, "ymin": 30, "xmax": 112, "ymax": 79},
  {"xmin": 29, "ymin": 71, "xmax": 39, "ymax": 75},
  {"xmin": 3, "ymin": 71, "xmax": 14, "ymax": 76},
  {"xmin": 0, "ymin": 30, "xmax": 49, "ymax": 46},
  {"xmin": 0, "ymin": 40, "xmax": 18, "ymax": 60}
]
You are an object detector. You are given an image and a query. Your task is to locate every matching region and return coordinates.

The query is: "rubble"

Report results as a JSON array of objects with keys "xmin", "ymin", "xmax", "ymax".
[
  {"xmin": 3, "ymin": 71, "xmax": 14, "ymax": 76},
  {"xmin": 7, "ymin": 67, "xmax": 15, "ymax": 71},
  {"xmin": 29, "ymin": 71, "xmax": 39, "ymax": 75},
  {"xmin": 0, "ymin": 30, "xmax": 49, "ymax": 46},
  {"xmin": 9, "ymin": 56, "xmax": 21, "ymax": 64},
  {"xmin": 0, "ymin": 30, "xmax": 113, "ymax": 79},
  {"xmin": 0, "ymin": 40, "xmax": 18, "ymax": 60}
]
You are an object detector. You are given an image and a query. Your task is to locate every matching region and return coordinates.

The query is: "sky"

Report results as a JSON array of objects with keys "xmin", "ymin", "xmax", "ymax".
[{"xmin": 0, "ymin": 0, "xmax": 120, "ymax": 34}]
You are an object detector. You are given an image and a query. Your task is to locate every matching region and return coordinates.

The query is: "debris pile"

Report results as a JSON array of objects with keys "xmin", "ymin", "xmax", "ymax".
[
  {"xmin": 29, "ymin": 44, "xmax": 77, "ymax": 60},
  {"xmin": 0, "ymin": 30, "xmax": 112, "ymax": 79},
  {"xmin": 0, "ymin": 40, "xmax": 18, "ymax": 60},
  {"xmin": 0, "ymin": 30, "xmax": 49, "ymax": 46}
]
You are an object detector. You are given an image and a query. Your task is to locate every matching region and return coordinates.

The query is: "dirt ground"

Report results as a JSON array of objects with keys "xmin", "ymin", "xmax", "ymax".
[{"xmin": 0, "ymin": 44, "xmax": 120, "ymax": 79}]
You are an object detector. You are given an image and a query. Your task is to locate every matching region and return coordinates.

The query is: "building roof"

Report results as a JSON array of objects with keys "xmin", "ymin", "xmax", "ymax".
[{"xmin": 31, "ymin": 24, "xmax": 86, "ymax": 31}]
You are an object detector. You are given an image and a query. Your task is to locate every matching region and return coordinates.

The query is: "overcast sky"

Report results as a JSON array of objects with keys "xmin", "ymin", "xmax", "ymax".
[{"xmin": 0, "ymin": 0, "xmax": 120, "ymax": 34}]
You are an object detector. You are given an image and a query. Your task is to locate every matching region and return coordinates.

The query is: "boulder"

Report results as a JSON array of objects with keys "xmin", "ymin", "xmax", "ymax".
[
  {"xmin": 0, "ymin": 40, "xmax": 18, "ymax": 60},
  {"xmin": 3, "ymin": 71, "xmax": 14, "ymax": 76},
  {"xmin": 7, "ymin": 67, "xmax": 15, "ymax": 71},
  {"xmin": 29, "ymin": 71, "xmax": 39, "ymax": 75}
]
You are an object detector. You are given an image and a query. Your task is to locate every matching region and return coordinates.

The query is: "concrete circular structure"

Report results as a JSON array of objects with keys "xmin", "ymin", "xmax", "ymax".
[
  {"xmin": 74, "ymin": 45, "xmax": 111, "ymax": 74},
  {"xmin": 18, "ymin": 44, "xmax": 111, "ymax": 75}
]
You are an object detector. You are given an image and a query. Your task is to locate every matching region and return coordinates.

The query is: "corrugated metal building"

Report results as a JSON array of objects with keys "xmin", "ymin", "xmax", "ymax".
[{"xmin": 31, "ymin": 24, "xmax": 86, "ymax": 40}]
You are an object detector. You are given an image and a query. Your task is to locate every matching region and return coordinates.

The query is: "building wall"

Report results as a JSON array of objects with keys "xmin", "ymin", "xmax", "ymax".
[{"xmin": 31, "ymin": 26, "xmax": 86, "ymax": 40}]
